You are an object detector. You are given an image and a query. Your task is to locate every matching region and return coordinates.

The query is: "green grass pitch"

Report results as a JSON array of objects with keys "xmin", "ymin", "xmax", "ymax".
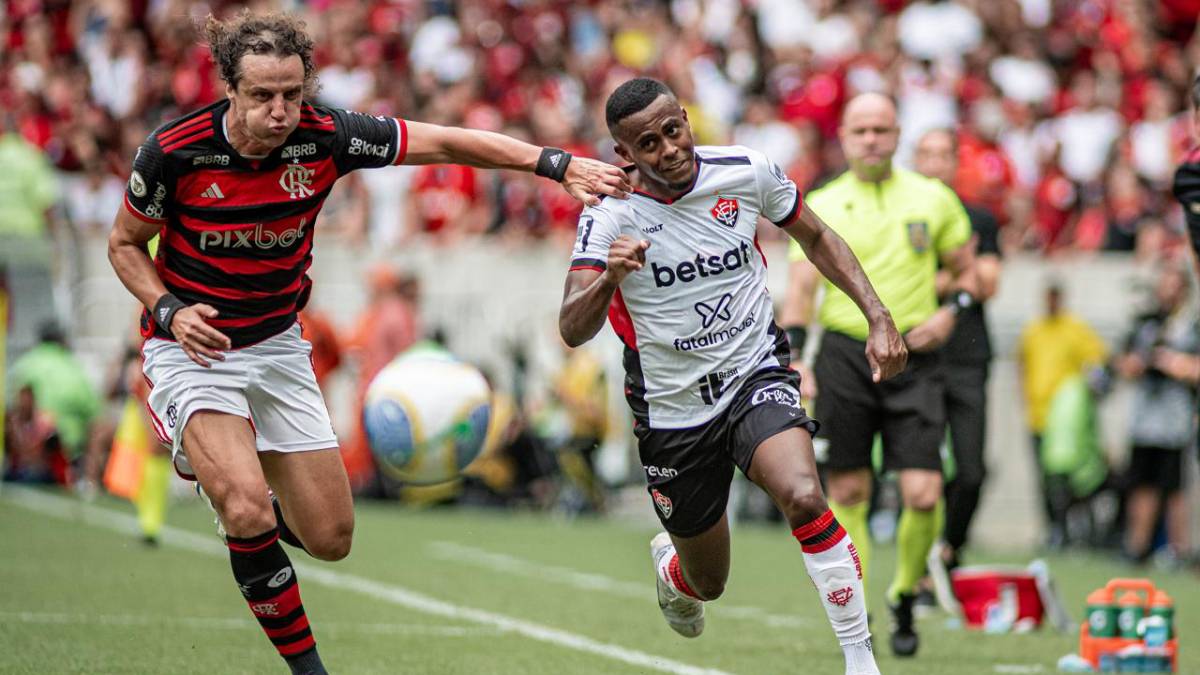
[{"xmin": 1, "ymin": 486, "xmax": 1194, "ymax": 674}]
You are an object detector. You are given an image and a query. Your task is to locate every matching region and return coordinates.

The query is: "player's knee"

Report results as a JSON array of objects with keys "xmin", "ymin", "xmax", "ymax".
[
  {"xmin": 777, "ymin": 481, "xmax": 829, "ymax": 528},
  {"xmin": 826, "ymin": 471, "xmax": 870, "ymax": 506},
  {"xmin": 307, "ymin": 521, "xmax": 354, "ymax": 561},
  {"xmin": 217, "ymin": 491, "xmax": 275, "ymax": 536},
  {"xmin": 903, "ymin": 488, "xmax": 941, "ymax": 512}
]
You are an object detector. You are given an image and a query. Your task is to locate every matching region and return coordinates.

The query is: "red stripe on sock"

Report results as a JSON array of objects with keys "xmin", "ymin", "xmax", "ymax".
[
  {"xmin": 791, "ymin": 510, "xmax": 835, "ymax": 542},
  {"xmin": 277, "ymin": 635, "xmax": 316, "ymax": 656},
  {"xmin": 667, "ymin": 554, "xmax": 702, "ymax": 600},
  {"xmin": 263, "ymin": 614, "xmax": 310, "ymax": 639},
  {"xmin": 248, "ymin": 584, "xmax": 303, "ymax": 619},
  {"xmin": 801, "ymin": 524, "xmax": 847, "ymax": 554},
  {"xmin": 227, "ymin": 532, "xmax": 280, "ymax": 553}
]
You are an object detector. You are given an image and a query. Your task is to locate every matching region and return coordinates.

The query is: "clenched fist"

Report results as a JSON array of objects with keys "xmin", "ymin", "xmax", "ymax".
[{"xmin": 603, "ymin": 235, "xmax": 650, "ymax": 285}]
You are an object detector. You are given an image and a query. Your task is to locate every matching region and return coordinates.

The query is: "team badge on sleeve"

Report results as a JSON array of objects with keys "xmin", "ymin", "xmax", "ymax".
[
  {"xmin": 129, "ymin": 171, "xmax": 147, "ymax": 197},
  {"xmin": 651, "ymin": 488, "xmax": 673, "ymax": 519},
  {"xmin": 711, "ymin": 197, "xmax": 739, "ymax": 228}
]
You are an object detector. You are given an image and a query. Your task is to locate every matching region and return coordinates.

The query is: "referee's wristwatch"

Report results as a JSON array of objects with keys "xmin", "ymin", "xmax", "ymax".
[{"xmin": 945, "ymin": 290, "xmax": 976, "ymax": 316}]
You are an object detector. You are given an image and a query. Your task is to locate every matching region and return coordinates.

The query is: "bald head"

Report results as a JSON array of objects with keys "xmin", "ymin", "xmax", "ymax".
[
  {"xmin": 841, "ymin": 92, "xmax": 897, "ymax": 126},
  {"xmin": 838, "ymin": 92, "xmax": 899, "ymax": 182}
]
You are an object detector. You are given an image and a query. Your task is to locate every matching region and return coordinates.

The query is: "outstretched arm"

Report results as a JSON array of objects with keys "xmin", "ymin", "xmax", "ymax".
[
  {"xmin": 783, "ymin": 203, "xmax": 906, "ymax": 381},
  {"xmin": 403, "ymin": 121, "xmax": 631, "ymax": 207}
]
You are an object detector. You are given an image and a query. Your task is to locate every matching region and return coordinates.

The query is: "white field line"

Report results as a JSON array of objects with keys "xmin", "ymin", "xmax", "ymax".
[
  {"xmin": 428, "ymin": 541, "xmax": 810, "ymax": 629},
  {"xmin": 2, "ymin": 487, "xmax": 734, "ymax": 675},
  {"xmin": 0, "ymin": 611, "xmax": 498, "ymax": 637},
  {"xmin": 993, "ymin": 666, "xmax": 1045, "ymax": 674}
]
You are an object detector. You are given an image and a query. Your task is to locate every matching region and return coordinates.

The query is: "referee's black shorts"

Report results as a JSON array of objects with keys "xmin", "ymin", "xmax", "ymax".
[{"xmin": 814, "ymin": 330, "xmax": 945, "ymax": 473}]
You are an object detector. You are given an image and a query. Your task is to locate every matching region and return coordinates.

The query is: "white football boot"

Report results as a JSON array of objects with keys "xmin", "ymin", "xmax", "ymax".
[{"xmin": 650, "ymin": 532, "xmax": 705, "ymax": 638}]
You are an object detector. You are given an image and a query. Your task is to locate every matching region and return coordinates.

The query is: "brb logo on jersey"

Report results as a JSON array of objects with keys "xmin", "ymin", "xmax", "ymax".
[
  {"xmin": 199, "ymin": 218, "xmax": 308, "ymax": 251},
  {"xmin": 711, "ymin": 197, "xmax": 739, "ymax": 227},
  {"xmin": 279, "ymin": 164, "xmax": 315, "ymax": 199},
  {"xmin": 652, "ymin": 242, "xmax": 752, "ymax": 288}
]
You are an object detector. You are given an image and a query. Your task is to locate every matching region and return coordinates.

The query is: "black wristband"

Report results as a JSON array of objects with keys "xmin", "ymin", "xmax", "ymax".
[
  {"xmin": 152, "ymin": 293, "xmax": 186, "ymax": 333},
  {"xmin": 535, "ymin": 147, "xmax": 572, "ymax": 182},
  {"xmin": 944, "ymin": 290, "xmax": 976, "ymax": 316},
  {"xmin": 785, "ymin": 326, "xmax": 808, "ymax": 354}
]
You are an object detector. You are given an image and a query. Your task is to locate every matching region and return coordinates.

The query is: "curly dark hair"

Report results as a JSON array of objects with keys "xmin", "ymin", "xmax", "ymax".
[{"xmin": 203, "ymin": 10, "xmax": 317, "ymax": 97}]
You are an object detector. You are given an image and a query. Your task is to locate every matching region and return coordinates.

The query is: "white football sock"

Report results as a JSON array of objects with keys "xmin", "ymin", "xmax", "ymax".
[{"xmin": 794, "ymin": 511, "xmax": 876, "ymax": 674}]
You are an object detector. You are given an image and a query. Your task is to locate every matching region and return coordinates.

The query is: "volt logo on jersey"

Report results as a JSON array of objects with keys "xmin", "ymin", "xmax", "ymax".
[
  {"xmin": 711, "ymin": 197, "xmax": 739, "ymax": 227},
  {"xmin": 694, "ymin": 293, "xmax": 733, "ymax": 329},
  {"xmin": 651, "ymin": 242, "xmax": 752, "ymax": 287}
]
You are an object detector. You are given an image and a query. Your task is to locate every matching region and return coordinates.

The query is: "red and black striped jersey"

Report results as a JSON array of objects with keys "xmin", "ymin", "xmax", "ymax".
[{"xmin": 125, "ymin": 99, "xmax": 408, "ymax": 347}]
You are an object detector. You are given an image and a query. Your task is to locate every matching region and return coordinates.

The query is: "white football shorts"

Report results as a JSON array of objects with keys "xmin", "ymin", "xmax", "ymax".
[{"xmin": 141, "ymin": 322, "xmax": 338, "ymax": 479}]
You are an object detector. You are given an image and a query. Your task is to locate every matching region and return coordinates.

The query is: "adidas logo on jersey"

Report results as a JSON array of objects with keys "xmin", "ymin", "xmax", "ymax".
[
  {"xmin": 652, "ymin": 241, "xmax": 752, "ymax": 288},
  {"xmin": 201, "ymin": 183, "xmax": 225, "ymax": 199}
]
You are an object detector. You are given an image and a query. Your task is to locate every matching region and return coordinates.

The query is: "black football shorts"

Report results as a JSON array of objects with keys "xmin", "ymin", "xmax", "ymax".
[{"xmin": 636, "ymin": 366, "xmax": 819, "ymax": 538}]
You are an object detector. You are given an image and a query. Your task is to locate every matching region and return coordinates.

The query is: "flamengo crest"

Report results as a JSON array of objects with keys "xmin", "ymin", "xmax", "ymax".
[
  {"xmin": 711, "ymin": 197, "xmax": 739, "ymax": 227},
  {"xmin": 280, "ymin": 164, "xmax": 315, "ymax": 199}
]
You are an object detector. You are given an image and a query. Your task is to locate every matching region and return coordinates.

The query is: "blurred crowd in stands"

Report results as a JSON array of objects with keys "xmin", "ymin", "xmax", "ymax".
[{"xmin": 2, "ymin": 0, "xmax": 1200, "ymax": 254}]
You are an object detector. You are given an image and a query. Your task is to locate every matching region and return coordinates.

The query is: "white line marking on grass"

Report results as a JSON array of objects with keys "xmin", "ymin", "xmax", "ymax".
[
  {"xmin": 988, "ymin": 658, "xmax": 1046, "ymax": 667},
  {"xmin": 3, "ymin": 487, "xmax": 735, "ymax": 675},
  {"xmin": 428, "ymin": 541, "xmax": 810, "ymax": 629},
  {"xmin": 0, "ymin": 611, "xmax": 497, "ymax": 637}
]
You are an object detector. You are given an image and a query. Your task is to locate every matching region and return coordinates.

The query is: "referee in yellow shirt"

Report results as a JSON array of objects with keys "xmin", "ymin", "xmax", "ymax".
[{"xmin": 781, "ymin": 93, "xmax": 977, "ymax": 658}]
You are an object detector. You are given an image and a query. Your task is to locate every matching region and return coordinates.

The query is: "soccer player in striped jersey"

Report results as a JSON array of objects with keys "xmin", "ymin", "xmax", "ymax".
[
  {"xmin": 107, "ymin": 11, "xmax": 629, "ymax": 674},
  {"xmin": 559, "ymin": 78, "xmax": 906, "ymax": 675}
]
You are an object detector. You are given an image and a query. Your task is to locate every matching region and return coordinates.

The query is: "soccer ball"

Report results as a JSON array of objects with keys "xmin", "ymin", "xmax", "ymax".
[{"xmin": 363, "ymin": 343, "xmax": 492, "ymax": 485}]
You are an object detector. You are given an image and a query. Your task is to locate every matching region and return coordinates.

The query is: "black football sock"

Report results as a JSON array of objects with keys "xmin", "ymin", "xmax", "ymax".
[{"xmin": 227, "ymin": 528, "xmax": 325, "ymax": 673}]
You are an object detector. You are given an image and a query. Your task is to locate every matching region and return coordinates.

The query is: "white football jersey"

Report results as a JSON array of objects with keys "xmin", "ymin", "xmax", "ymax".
[{"xmin": 569, "ymin": 145, "xmax": 802, "ymax": 428}]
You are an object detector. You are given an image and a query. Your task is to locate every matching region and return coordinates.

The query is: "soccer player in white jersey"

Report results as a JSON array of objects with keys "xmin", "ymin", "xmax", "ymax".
[{"xmin": 559, "ymin": 78, "xmax": 906, "ymax": 675}]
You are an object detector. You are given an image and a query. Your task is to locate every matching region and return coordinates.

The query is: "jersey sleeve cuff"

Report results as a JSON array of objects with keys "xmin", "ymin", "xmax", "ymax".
[
  {"xmin": 771, "ymin": 191, "xmax": 803, "ymax": 227},
  {"xmin": 392, "ymin": 118, "xmax": 408, "ymax": 165},
  {"xmin": 124, "ymin": 194, "xmax": 166, "ymax": 223},
  {"xmin": 569, "ymin": 258, "xmax": 607, "ymax": 272}
]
